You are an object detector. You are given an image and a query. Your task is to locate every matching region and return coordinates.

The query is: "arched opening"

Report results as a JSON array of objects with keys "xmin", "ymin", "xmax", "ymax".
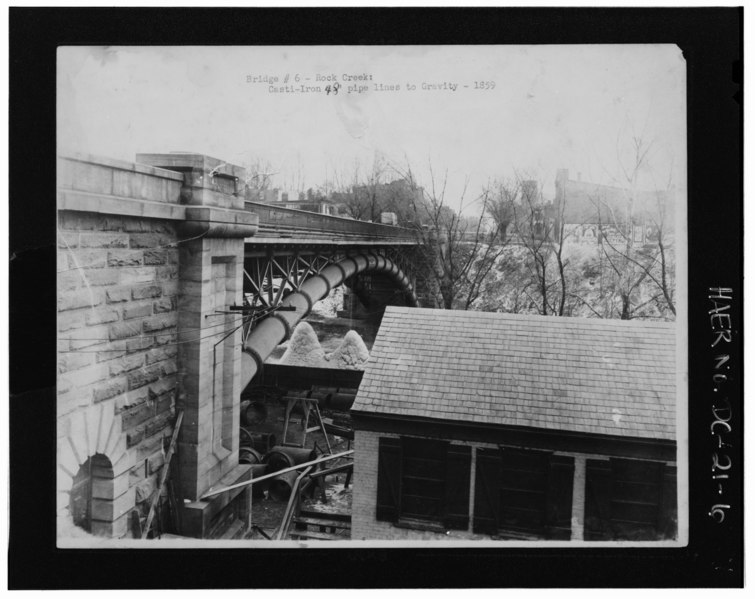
[{"xmin": 69, "ymin": 453, "xmax": 114, "ymax": 534}]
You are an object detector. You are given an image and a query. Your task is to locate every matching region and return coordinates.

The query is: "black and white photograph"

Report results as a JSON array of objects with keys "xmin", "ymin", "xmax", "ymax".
[
  {"xmin": 54, "ymin": 43, "xmax": 687, "ymax": 547},
  {"xmin": 7, "ymin": 6, "xmax": 743, "ymax": 590}
]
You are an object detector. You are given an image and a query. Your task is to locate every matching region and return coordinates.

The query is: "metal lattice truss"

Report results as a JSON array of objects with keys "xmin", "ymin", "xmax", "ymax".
[
  {"xmin": 243, "ymin": 246, "xmax": 417, "ymax": 311},
  {"xmin": 244, "ymin": 249, "xmax": 343, "ymax": 310}
]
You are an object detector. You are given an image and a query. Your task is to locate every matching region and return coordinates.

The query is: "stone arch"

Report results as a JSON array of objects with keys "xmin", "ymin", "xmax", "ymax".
[
  {"xmin": 240, "ymin": 251, "xmax": 417, "ymax": 390},
  {"xmin": 57, "ymin": 402, "xmax": 135, "ymax": 538}
]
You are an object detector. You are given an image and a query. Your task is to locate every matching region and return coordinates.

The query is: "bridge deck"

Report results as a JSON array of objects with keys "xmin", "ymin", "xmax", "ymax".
[{"xmin": 245, "ymin": 201, "xmax": 420, "ymax": 244}]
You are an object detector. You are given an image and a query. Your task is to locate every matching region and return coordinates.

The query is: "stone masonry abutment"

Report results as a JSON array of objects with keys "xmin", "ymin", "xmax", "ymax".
[{"xmin": 57, "ymin": 152, "xmax": 258, "ymax": 539}]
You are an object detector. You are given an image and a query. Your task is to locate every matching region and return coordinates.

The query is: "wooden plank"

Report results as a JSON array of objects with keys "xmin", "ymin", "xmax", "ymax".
[
  {"xmin": 290, "ymin": 530, "xmax": 347, "ymax": 541},
  {"xmin": 219, "ymin": 519, "xmax": 245, "ymax": 540},
  {"xmin": 292, "ymin": 516, "xmax": 351, "ymax": 529},
  {"xmin": 142, "ymin": 411, "xmax": 183, "ymax": 539},
  {"xmin": 299, "ymin": 508, "xmax": 351, "ymax": 523}
]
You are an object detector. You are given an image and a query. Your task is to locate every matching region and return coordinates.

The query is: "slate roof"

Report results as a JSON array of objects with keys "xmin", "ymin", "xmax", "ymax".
[{"xmin": 352, "ymin": 307, "xmax": 678, "ymax": 441}]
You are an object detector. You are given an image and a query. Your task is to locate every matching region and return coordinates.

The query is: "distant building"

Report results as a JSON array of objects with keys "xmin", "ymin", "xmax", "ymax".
[
  {"xmin": 351, "ymin": 307, "xmax": 678, "ymax": 541},
  {"xmin": 554, "ymin": 169, "xmax": 675, "ymax": 246},
  {"xmin": 345, "ymin": 179, "xmax": 425, "ymax": 224},
  {"xmin": 251, "ymin": 187, "xmax": 338, "ymax": 216}
]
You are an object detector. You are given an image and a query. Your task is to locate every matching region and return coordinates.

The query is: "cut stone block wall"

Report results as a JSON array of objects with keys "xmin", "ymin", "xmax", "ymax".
[
  {"xmin": 57, "ymin": 209, "xmax": 181, "ymax": 537},
  {"xmin": 57, "ymin": 152, "xmax": 258, "ymax": 539},
  {"xmin": 174, "ymin": 237, "xmax": 244, "ymax": 500}
]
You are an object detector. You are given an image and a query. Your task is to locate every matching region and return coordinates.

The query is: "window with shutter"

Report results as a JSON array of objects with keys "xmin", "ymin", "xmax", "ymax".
[
  {"xmin": 585, "ymin": 457, "xmax": 676, "ymax": 541},
  {"xmin": 609, "ymin": 458, "xmax": 665, "ymax": 540},
  {"xmin": 375, "ymin": 436, "xmax": 472, "ymax": 531},
  {"xmin": 444, "ymin": 444, "xmax": 472, "ymax": 530},
  {"xmin": 376, "ymin": 437, "xmax": 401, "ymax": 521},
  {"xmin": 400, "ymin": 437, "xmax": 447, "ymax": 522},
  {"xmin": 546, "ymin": 454, "xmax": 575, "ymax": 540},
  {"xmin": 584, "ymin": 459, "xmax": 612, "ymax": 540},
  {"xmin": 473, "ymin": 448, "xmax": 501, "ymax": 534},
  {"xmin": 658, "ymin": 465, "xmax": 678, "ymax": 539},
  {"xmin": 497, "ymin": 448, "xmax": 550, "ymax": 538},
  {"xmin": 474, "ymin": 447, "xmax": 574, "ymax": 540}
]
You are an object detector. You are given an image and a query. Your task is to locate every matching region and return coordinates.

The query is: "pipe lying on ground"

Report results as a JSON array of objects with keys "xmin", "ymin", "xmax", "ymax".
[
  {"xmin": 200, "ymin": 449, "xmax": 354, "ymax": 500},
  {"xmin": 241, "ymin": 252, "xmax": 418, "ymax": 391}
]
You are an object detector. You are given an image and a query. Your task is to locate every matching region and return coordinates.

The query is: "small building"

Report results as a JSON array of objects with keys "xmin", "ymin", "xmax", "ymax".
[{"xmin": 351, "ymin": 307, "xmax": 678, "ymax": 542}]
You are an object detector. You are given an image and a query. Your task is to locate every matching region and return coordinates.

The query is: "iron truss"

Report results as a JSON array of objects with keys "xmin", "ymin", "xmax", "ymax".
[{"xmin": 242, "ymin": 245, "xmax": 417, "ymax": 310}]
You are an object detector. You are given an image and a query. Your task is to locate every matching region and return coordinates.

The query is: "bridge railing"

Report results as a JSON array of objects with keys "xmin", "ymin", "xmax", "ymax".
[{"xmin": 244, "ymin": 201, "xmax": 419, "ymax": 241}]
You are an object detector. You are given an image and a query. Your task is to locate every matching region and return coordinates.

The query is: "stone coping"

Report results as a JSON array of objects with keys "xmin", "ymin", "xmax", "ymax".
[
  {"xmin": 136, "ymin": 152, "xmax": 246, "ymax": 180},
  {"xmin": 57, "ymin": 188, "xmax": 188, "ymax": 221},
  {"xmin": 58, "ymin": 152, "xmax": 185, "ymax": 181}
]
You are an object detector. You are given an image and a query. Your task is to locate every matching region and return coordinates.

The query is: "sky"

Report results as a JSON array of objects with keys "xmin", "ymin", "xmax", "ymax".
[{"xmin": 58, "ymin": 45, "xmax": 686, "ymax": 214}]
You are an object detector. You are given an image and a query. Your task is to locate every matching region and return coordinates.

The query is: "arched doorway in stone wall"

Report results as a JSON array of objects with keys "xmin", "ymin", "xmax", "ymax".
[
  {"xmin": 69, "ymin": 454, "xmax": 113, "ymax": 533},
  {"xmin": 57, "ymin": 403, "xmax": 135, "ymax": 539}
]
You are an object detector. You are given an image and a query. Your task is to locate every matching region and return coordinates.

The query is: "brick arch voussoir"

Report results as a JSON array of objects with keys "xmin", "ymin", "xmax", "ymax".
[{"xmin": 57, "ymin": 402, "xmax": 134, "ymax": 531}]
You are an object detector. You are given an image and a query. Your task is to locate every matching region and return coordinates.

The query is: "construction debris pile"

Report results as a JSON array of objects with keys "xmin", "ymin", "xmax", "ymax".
[{"xmin": 277, "ymin": 322, "xmax": 370, "ymax": 370}]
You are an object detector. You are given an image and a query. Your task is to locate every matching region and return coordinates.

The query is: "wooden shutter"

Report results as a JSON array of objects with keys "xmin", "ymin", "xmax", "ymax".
[
  {"xmin": 546, "ymin": 454, "xmax": 574, "ymax": 540},
  {"xmin": 376, "ymin": 437, "xmax": 402, "ymax": 521},
  {"xmin": 609, "ymin": 458, "xmax": 664, "ymax": 540},
  {"xmin": 473, "ymin": 448, "xmax": 501, "ymax": 535},
  {"xmin": 658, "ymin": 464, "xmax": 677, "ymax": 539},
  {"xmin": 444, "ymin": 444, "xmax": 472, "ymax": 530},
  {"xmin": 584, "ymin": 459, "xmax": 611, "ymax": 540}
]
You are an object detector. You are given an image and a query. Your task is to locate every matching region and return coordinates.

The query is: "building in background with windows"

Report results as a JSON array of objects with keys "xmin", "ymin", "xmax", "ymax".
[
  {"xmin": 350, "ymin": 307, "xmax": 678, "ymax": 541},
  {"xmin": 251, "ymin": 187, "xmax": 339, "ymax": 216},
  {"xmin": 554, "ymin": 168, "xmax": 675, "ymax": 248}
]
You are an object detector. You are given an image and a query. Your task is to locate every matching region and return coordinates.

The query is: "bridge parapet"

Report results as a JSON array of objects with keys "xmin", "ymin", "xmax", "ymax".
[
  {"xmin": 246, "ymin": 201, "xmax": 420, "ymax": 244},
  {"xmin": 137, "ymin": 152, "xmax": 246, "ymax": 210}
]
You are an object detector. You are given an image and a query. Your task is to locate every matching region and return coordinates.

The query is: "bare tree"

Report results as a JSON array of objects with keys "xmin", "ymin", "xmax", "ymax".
[
  {"xmin": 331, "ymin": 156, "xmax": 387, "ymax": 222},
  {"xmin": 279, "ymin": 153, "xmax": 306, "ymax": 198},
  {"xmin": 243, "ymin": 157, "xmax": 278, "ymax": 201},
  {"xmin": 475, "ymin": 245, "xmax": 538, "ymax": 314},
  {"xmin": 489, "ymin": 176, "xmax": 574, "ymax": 316},
  {"xmin": 402, "ymin": 162, "xmax": 507, "ymax": 310},
  {"xmin": 646, "ymin": 170, "xmax": 676, "ymax": 316},
  {"xmin": 592, "ymin": 135, "xmax": 676, "ymax": 320}
]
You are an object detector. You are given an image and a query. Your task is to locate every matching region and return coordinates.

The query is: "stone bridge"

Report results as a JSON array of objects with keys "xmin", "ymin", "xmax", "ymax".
[{"xmin": 56, "ymin": 151, "xmax": 424, "ymax": 539}]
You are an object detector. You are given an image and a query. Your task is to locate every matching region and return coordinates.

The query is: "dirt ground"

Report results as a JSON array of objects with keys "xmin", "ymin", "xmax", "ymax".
[{"xmin": 245, "ymin": 319, "xmax": 363, "ymax": 541}]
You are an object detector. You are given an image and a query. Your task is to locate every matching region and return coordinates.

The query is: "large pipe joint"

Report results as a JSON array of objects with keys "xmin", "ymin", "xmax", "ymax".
[
  {"xmin": 274, "ymin": 308, "xmax": 302, "ymax": 339},
  {"xmin": 350, "ymin": 254, "xmax": 369, "ymax": 272},
  {"xmin": 283, "ymin": 290, "xmax": 313, "ymax": 315},
  {"xmin": 337, "ymin": 256, "xmax": 358, "ymax": 279},
  {"xmin": 282, "ymin": 291, "xmax": 311, "ymax": 313},
  {"xmin": 319, "ymin": 264, "xmax": 346, "ymax": 289},
  {"xmin": 299, "ymin": 274, "xmax": 330, "ymax": 305}
]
